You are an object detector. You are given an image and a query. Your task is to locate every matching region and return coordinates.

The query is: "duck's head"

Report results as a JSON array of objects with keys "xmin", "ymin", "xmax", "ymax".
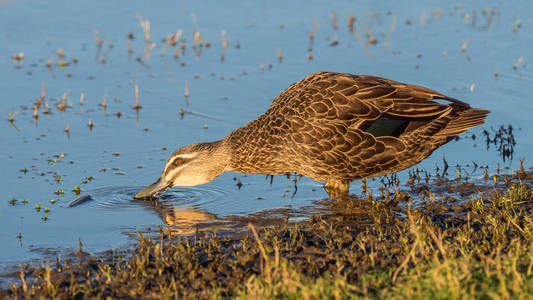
[{"xmin": 135, "ymin": 141, "xmax": 229, "ymax": 199}]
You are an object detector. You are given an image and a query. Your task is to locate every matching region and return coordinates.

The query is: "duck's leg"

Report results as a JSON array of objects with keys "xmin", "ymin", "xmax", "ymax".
[{"xmin": 324, "ymin": 180, "xmax": 350, "ymax": 198}]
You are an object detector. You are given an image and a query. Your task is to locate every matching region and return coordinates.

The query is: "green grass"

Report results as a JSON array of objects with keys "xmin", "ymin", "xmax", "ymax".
[{"xmin": 241, "ymin": 200, "xmax": 533, "ymax": 299}]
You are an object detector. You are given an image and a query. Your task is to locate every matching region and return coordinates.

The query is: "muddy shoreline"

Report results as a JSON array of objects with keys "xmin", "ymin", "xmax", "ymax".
[{"xmin": 2, "ymin": 169, "xmax": 532, "ymax": 298}]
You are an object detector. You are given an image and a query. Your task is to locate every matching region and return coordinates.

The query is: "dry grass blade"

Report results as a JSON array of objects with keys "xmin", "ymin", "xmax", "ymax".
[
  {"xmin": 248, "ymin": 223, "xmax": 269, "ymax": 264},
  {"xmin": 136, "ymin": 13, "xmax": 151, "ymax": 44}
]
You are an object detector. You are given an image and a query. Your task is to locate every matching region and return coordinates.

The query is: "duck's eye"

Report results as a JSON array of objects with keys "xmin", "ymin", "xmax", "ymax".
[{"xmin": 175, "ymin": 159, "xmax": 184, "ymax": 166}]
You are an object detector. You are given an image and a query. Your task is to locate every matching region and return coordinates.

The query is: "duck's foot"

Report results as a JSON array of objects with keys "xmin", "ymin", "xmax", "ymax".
[{"xmin": 324, "ymin": 180, "xmax": 350, "ymax": 199}]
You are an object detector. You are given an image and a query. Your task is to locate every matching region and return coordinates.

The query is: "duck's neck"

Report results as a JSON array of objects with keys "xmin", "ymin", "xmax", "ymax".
[{"xmin": 223, "ymin": 115, "xmax": 293, "ymax": 175}]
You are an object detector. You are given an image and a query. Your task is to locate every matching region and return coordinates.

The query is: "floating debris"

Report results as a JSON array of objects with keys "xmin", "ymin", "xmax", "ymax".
[
  {"xmin": 331, "ymin": 12, "xmax": 337, "ymax": 30},
  {"xmin": 73, "ymin": 186, "xmax": 81, "ymax": 194},
  {"xmin": 461, "ymin": 39, "xmax": 470, "ymax": 52},
  {"xmin": 8, "ymin": 111, "xmax": 18, "ymax": 123},
  {"xmin": 57, "ymin": 52, "xmax": 68, "ymax": 67},
  {"xmin": 45, "ymin": 56, "xmax": 54, "ymax": 68},
  {"xmin": 93, "ymin": 29, "xmax": 103, "ymax": 63},
  {"xmin": 100, "ymin": 94, "xmax": 107, "ymax": 113},
  {"xmin": 193, "ymin": 32, "xmax": 201, "ymax": 49},
  {"xmin": 512, "ymin": 19, "xmax": 521, "ymax": 33},
  {"xmin": 94, "ymin": 29, "xmax": 102, "ymax": 47},
  {"xmin": 221, "ymin": 30, "xmax": 228, "ymax": 61},
  {"xmin": 512, "ymin": 56, "xmax": 524, "ymax": 70},
  {"xmin": 136, "ymin": 13, "xmax": 151, "ymax": 44},
  {"xmin": 419, "ymin": 10, "xmax": 426, "ymax": 27},
  {"xmin": 461, "ymin": 39, "xmax": 471, "ymax": 61},
  {"xmin": 12, "ymin": 52, "xmax": 24, "ymax": 62},
  {"xmin": 180, "ymin": 38, "xmax": 186, "ymax": 57},
  {"xmin": 132, "ymin": 85, "xmax": 142, "ymax": 110},
  {"xmin": 57, "ymin": 92, "xmax": 67, "ymax": 111},
  {"xmin": 348, "ymin": 15, "xmax": 355, "ymax": 32}
]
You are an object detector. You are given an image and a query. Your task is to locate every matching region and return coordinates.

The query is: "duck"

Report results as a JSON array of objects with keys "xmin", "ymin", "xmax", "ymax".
[{"xmin": 135, "ymin": 72, "xmax": 489, "ymax": 199}]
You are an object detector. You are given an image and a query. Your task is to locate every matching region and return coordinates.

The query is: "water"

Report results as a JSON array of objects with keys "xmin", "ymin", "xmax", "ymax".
[{"xmin": 1, "ymin": 0, "xmax": 532, "ymax": 270}]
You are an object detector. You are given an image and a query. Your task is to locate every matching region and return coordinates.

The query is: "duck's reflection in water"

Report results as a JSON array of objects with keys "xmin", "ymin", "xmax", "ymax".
[
  {"xmin": 69, "ymin": 192, "xmax": 225, "ymax": 235},
  {"xmin": 136, "ymin": 198, "xmax": 222, "ymax": 235}
]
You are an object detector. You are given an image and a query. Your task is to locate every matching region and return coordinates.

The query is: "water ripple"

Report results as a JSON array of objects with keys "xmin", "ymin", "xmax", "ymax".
[{"xmin": 69, "ymin": 185, "xmax": 236, "ymax": 212}]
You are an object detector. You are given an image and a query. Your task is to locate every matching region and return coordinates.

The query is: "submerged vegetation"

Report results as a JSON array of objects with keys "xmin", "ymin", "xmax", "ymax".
[{"xmin": 2, "ymin": 168, "xmax": 532, "ymax": 299}]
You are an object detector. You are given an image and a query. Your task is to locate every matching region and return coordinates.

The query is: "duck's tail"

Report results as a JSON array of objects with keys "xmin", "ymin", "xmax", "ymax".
[{"xmin": 435, "ymin": 108, "xmax": 490, "ymax": 138}]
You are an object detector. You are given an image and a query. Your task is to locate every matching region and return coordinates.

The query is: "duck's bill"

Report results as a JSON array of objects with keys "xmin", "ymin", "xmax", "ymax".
[{"xmin": 135, "ymin": 177, "xmax": 171, "ymax": 199}]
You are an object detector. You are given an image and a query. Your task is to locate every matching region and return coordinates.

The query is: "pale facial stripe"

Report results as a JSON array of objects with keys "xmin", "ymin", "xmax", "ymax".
[
  {"xmin": 173, "ymin": 153, "xmax": 198, "ymax": 159},
  {"xmin": 165, "ymin": 167, "xmax": 184, "ymax": 181}
]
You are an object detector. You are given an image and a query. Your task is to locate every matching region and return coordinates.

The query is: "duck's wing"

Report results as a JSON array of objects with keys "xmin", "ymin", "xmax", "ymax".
[{"xmin": 272, "ymin": 72, "xmax": 468, "ymax": 125}]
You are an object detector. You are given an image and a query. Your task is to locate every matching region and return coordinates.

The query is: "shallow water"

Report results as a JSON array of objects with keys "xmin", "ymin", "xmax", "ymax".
[{"xmin": 1, "ymin": 0, "xmax": 532, "ymax": 269}]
